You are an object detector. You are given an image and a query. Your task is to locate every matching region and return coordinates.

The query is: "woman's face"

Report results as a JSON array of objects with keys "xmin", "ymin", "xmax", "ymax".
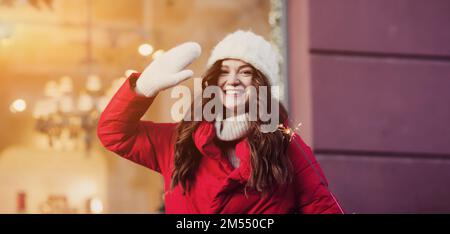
[{"xmin": 217, "ymin": 59, "xmax": 254, "ymax": 112}]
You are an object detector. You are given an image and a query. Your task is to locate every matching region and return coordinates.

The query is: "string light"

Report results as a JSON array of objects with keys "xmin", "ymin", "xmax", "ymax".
[
  {"xmin": 10, "ymin": 99, "xmax": 27, "ymax": 113},
  {"xmin": 138, "ymin": 43, "xmax": 154, "ymax": 57}
]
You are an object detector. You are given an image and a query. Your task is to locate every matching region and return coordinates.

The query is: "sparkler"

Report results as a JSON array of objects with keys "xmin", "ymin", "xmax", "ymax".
[
  {"xmin": 277, "ymin": 120, "xmax": 345, "ymax": 214},
  {"xmin": 277, "ymin": 121, "xmax": 303, "ymax": 142}
]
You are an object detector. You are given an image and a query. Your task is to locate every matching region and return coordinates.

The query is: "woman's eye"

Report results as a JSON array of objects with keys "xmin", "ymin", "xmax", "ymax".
[
  {"xmin": 240, "ymin": 70, "xmax": 253, "ymax": 76},
  {"xmin": 220, "ymin": 70, "xmax": 229, "ymax": 75}
]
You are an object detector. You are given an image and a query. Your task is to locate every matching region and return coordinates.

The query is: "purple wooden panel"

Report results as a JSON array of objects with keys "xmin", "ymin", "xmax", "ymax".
[
  {"xmin": 316, "ymin": 154, "xmax": 450, "ymax": 213},
  {"xmin": 311, "ymin": 55, "xmax": 450, "ymax": 154},
  {"xmin": 309, "ymin": 0, "xmax": 450, "ymax": 56}
]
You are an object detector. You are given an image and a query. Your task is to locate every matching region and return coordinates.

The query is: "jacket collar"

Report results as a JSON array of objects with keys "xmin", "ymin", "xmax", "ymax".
[{"xmin": 192, "ymin": 121, "xmax": 252, "ymax": 184}]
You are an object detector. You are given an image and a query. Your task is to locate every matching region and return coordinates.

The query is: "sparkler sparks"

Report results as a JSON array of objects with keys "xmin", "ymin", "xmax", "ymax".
[
  {"xmin": 277, "ymin": 121, "xmax": 303, "ymax": 142},
  {"xmin": 276, "ymin": 120, "xmax": 345, "ymax": 214}
]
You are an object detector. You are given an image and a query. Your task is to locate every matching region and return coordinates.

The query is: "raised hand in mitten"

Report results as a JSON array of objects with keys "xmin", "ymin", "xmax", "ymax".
[{"xmin": 135, "ymin": 42, "xmax": 202, "ymax": 97}]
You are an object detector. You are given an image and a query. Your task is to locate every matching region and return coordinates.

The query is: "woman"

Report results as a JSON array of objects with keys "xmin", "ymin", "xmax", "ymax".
[{"xmin": 97, "ymin": 30, "xmax": 344, "ymax": 214}]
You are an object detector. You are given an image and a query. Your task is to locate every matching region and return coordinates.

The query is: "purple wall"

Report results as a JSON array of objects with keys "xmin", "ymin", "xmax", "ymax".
[
  {"xmin": 309, "ymin": 0, "xmax": 450, "ymax": 57},
  {"xmin": 306, "ymin": 0, "xmax": 450, "ymax": 213}
]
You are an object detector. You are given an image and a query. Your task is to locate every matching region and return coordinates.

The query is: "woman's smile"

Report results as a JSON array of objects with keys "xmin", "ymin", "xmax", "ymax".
[{"xmin": 218, "ymin": 59, "xmax": 254, "ymax": 112}]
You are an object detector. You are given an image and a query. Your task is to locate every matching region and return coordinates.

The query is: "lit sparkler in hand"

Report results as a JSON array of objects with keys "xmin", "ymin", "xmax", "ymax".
[{"xmin": 277, "ymin": 120, "xmax": 345, "ymax": 214}]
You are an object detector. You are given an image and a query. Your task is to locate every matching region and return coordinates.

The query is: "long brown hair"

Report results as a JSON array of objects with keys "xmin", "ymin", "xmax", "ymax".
[{"xmin": 171, "ymin": 60, "xmax": 293, "ymax": 194}]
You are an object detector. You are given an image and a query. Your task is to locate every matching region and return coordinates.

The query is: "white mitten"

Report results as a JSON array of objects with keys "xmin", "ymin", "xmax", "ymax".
[{"xmin": 135, "ymin": 42, "xmax": 202, "ymax": 97}]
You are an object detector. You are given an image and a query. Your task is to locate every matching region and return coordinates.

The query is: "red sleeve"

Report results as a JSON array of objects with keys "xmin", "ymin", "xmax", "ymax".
[
  {"xmin": 96, "ymin": 73, "xmax": 177, "ymax": 175},
  {"xmin": 289, "ymin": 134, "xmax": 345, "ymax": 214}
]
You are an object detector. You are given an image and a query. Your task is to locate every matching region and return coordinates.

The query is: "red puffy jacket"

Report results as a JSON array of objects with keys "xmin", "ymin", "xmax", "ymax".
[{"xmin": 97, "ymin": 74, "xmax": 344, "ymax": 214}]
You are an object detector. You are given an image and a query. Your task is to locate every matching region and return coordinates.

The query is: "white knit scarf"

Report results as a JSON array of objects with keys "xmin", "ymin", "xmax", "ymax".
[
  {"xmin": 214, "ymin": 113, "xmax": 250, "ymax": 141},
  {"xmin": 214, "ymin": 113, "xmax": 251, "ymax": 168}
]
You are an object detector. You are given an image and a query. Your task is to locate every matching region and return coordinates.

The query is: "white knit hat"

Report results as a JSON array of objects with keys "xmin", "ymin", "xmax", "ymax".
[{"xmin": 206, "ymin": 30, "xmax": 282, "ymax": 99}]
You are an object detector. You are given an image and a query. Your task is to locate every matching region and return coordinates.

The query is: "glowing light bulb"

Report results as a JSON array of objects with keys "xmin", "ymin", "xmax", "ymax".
[
  {"xmin": 86, "ymin": 74, "xmax": 102, "ymax": 92},
  {"xmin": 138, "ymin": 43, "xmax": 154, "ymax": 56},
  {"xmin": 10, "ymin": 99, "xmax": 27, "ymax": 113},
  {"xmin": 59, "ymin": 76, "xmax": 73, "ymax": 93},
  {"xmin": 89, "ymin": 198, "xmax": 103, "ymax": 214}
]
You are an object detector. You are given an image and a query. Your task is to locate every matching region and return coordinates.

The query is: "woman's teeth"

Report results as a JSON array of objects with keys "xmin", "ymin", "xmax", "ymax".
[{"xmin": 224, "ymin": 89, "xmax": 244, "ymax": 95}]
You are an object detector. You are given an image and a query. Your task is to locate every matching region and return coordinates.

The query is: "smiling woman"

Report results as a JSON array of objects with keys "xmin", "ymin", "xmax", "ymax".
[
  {"xmin": 218, "ymin": 60, "xmax": 254, "ymax": 112},
  {"xmin": 97, "ymin": 30, "xmax": 344, "ymax": 214}
]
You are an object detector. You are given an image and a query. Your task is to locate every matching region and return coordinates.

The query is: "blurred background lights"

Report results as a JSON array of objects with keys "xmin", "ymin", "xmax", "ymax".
[
  {"xmin": 86, "ymin": 74, "xmax": 102, "ymax": 92},
  {"xmin": 138, "ymin": 43, "xmax": 154, "ymax": 57},
  {"xmin": 88, "ymin": 198, "xmax": 103, "ymax": 214},
  {"xmin": 10, "ymin": 99, "xmax": 27, "ymax": 113}
]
